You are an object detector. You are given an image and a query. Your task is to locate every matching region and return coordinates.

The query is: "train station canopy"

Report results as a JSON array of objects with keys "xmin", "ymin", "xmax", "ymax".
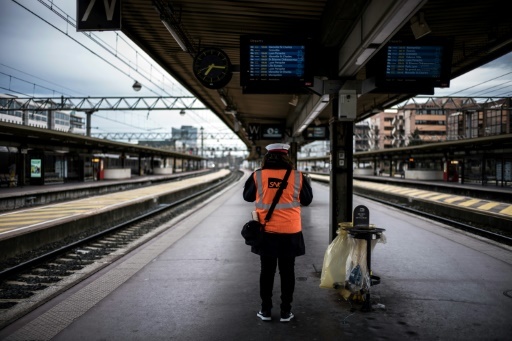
[{"xmin": 113, "ymin": 0, "xmax": 512, "ymax": 158}]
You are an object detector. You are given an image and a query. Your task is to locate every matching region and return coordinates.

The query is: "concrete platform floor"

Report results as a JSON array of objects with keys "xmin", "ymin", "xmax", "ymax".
[{"xmin": 1, "ymin": 174, "xmax": 511, "ymax": 341}]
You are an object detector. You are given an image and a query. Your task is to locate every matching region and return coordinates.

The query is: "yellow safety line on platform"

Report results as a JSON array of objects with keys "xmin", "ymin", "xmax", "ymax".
[
  {"xmin": 430, "ymin": 194, "xmax": 452, "ymax": 201},
  {"xmin": 459, "ymin": 199, "xmax": 481, "ymax": 207},
  {"xmin": 416, "ymin": 192, "xmax": 440, "ymax": 199},
  {"xmin": 478, "ymin": 202, "xmax": 501, "ymax": 210},
  {"xmin": 499, "ymin": 206, "xmax": 512, "ymax": 216},
  {"xmin": 443, "ymin": 196, "xmax": 466, "ymax": 203},
  {"xmin": 406, "ymin": 190, "xmax": 427, "ymax": 196},
  {"xmin": 0, "ymin": 170, "xmax": 230, "ymax": 235},
  {"xmin": 353, "ymin": 179, "xmax": 512, "ymax": 219}
]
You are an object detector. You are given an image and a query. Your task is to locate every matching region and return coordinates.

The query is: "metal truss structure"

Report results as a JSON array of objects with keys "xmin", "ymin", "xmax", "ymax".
[{"xmin": 0, "ymin": 96, "xmax": 208, "ymax": 112}]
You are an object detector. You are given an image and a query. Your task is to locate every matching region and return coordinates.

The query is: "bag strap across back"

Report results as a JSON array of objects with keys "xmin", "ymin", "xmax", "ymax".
[{"xmin": 263, "ymin": 167, "xmax": 293, "ymax": 223}]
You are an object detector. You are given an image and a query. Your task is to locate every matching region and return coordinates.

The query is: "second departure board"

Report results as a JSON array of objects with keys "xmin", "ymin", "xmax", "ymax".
[
  {"xmin": 385, "ymin": 45, "xmax": 444, "ymax": 78},
  {"xmin": 370, "ymin": 38, "xmax": 453, "ymax": 90}
]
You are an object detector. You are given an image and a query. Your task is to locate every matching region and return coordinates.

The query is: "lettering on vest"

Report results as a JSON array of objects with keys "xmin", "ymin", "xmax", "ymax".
[{"xmin": 268, "ymin": 177, "xmax": 287, "ymax": 189}]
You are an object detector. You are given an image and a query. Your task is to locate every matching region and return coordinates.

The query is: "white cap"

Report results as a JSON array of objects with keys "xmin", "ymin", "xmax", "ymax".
[{"xmin": 265, "ymin": 143, "xmax": 290, "ymax": 153}]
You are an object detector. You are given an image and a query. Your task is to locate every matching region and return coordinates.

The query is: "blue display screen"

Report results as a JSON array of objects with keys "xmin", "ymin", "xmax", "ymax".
[
  {"xmin": 248, "ymin": 45, "xmax": 306, "ymax": 80},
  {"xmin": 240, "ymin": 35, "xmax": 313, "ymax": 92},
  {"xmin": 369, "ymin": 38, "xmax": 453, "ymax": 91},
  {"xmin": 385, "ymin": 45, "xmax": 444, "ymax": 78}
]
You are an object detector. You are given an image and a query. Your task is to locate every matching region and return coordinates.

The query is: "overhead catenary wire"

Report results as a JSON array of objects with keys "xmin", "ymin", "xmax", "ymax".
[
  {"xmin": 445, "ymin": 71, "xmax": 512, "ymax": 96},
  {"xmin": 10, "ymin": 0, "xmax": 231, "ymax": 135},
  {"xmin": 12, "ymin": 0, "xmax": 164, "ymax": 97},
  {"xmin": 466, "ymin": 80, "xmax": 512, "ymax": 97}
]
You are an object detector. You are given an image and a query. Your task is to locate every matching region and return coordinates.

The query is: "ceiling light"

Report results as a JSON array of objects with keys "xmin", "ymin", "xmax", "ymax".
[
  {"xmin": 161, "ymin": 19, "xmax": 188, "ymax": 52},
  {"xmin": 180, "ymin": 109, "xmax": 186, "ymax": 115},
  {"xmin": 132, "ymin": 81, "xmax": 142, "ymax": 91},
  {"xmin": 355, "ymin": 47, "xmax": 377, "ymax": 66}
]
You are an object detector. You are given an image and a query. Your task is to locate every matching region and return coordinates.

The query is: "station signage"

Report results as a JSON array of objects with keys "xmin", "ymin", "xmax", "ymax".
[
  {"xmin": 77, "ymin": 0, "xmax": 121, "ymax": 31},
  {"xmin": 353, "ymin": 205, "xmax": 370, "ymax": 227},
  {"xmin": 248, "ymin": 124, "xmax": 284, "ymax": 140}
]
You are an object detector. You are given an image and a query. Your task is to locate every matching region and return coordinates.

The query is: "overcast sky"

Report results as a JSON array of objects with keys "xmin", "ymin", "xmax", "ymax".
[
  {"xmin": 1, "ymin": 1, "xmax": 511, "ymax": 139},
  {"xmin": 0, "ymin": 0, "xmax": 247, "ymax": 152}
]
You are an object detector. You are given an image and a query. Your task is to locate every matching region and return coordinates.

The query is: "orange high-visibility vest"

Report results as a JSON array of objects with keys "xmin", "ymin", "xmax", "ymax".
[{"xmin": 253, "ymin": 169, "xmax": 302, "ymax": 234}]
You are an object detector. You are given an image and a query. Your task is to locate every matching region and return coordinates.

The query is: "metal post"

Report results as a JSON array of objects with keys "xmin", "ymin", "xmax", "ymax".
[
  {"xmin": 329, "ymin": 96, "xmax": 354, "ymax": 242},
  {"xmin": 290, "ymin": 141, "xmax": 298, "ymax": 169},
  {"xmin": 86, "ymin": 110, "xmax": 94, "ymax": 137}
]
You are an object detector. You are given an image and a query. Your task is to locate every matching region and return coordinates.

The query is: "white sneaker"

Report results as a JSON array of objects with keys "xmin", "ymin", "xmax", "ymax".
[
  {"xmin": 280, "ymin": 311, "xmax": 294, "ymax": 322},
  {"xmin": 257, "ymin": 310, "xmax": 271, "ymax": 321}
]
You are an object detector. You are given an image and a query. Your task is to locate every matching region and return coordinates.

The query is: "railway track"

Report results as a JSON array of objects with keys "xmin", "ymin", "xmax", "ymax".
[
  {"xmin": 311, "ymin": 177, "xmax": 512, "ymax": 246},
  {"xmin": 355, "ymin": 191, "xmax": 512, "ymax": 246},
  {"xmin": 0, "ymin": 171, "xmax": 242, "ymax": 329}
]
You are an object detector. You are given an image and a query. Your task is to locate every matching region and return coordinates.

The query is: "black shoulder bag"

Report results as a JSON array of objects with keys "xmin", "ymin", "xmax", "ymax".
[{"xmin": 241, "ymin": 168, "xmax": 292, "ymax": 246}]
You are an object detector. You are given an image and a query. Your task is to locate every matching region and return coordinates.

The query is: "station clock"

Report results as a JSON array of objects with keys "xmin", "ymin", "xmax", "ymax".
[{"xmin": 193, "ymin": 48, "xmax": 233, "ymax": 89}]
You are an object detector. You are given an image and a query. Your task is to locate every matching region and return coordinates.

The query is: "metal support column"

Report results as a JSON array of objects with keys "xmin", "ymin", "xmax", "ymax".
[
  {"xmin": 85, "ymin": 110, "xmax": 95, "ymax": 137},
  {"xmin": 290, "ymin": 141, "xmax": 298, "ymax": 169},
  {"xmin": 329, "ymin": 96, "xmax": 354, "ymax": 242}
]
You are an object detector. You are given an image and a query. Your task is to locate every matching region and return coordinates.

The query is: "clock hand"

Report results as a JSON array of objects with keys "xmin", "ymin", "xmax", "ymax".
[{"xmin": 204, "ymin": 64, "xmax": 215, "ymax": 75}]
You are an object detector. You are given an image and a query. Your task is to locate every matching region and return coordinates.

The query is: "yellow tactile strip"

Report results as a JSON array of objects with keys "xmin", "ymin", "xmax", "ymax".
[
  {"xmin": 0, "ymin": 170, "xmax": 230, "ymax": 235},
  {"xmin": 353, "ymin": 180, "xmax": 512, "ymax": 218}
]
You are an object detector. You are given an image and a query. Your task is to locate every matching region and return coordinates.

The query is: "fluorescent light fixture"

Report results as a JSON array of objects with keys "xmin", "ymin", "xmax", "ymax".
[
  {"xmin": 297, "ymin": 94, "xmax": 329, "ymax": 134},
  {"xmin": 219, "ymin": 95, "xmax": 228, "ymax": 106},
  {"xmin": 161, "ymin": 19, "xmax": 188, "ymax": 52},
  {"xmin": 355, "ymin": 47, "xmax": 377, "ymax": 66}
]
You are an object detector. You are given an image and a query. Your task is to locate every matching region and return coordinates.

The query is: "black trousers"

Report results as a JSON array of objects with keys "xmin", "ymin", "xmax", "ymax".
[{"xmin": 260, "ymin": 255, "xmax": 295, "ymax": 312}]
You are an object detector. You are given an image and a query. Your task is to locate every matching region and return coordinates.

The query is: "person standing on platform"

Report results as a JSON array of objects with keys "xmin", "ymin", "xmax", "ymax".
[{"xmin": 243, "ymin": 143, "xmax": 313, "ymax": 322}]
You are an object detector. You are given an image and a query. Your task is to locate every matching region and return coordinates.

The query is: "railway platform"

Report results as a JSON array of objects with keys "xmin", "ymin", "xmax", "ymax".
[
  {"xmin": 0, "ymin": 172, "xmax": 511, "ymax": 340},
  {"xmin": 0, "ymin": 169, "xmax": 232, "ymax": 263},
  {"xmin": 0, "ymin": 169, "xmax": 212, "ymax": 212}
]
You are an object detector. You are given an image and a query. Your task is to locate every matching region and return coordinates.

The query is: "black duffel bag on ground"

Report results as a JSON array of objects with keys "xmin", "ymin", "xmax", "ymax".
[{"xmin": 241, "ymin": 168, "xmax": 291, "ymax": 247}]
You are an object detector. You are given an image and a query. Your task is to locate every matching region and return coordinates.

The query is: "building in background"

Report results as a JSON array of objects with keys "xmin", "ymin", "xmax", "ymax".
[
  {"xmin": 171, "ymin": 126, "xmax": 198, "ymax": 154},
  {"xmin": 0, "ymin": 94, "xmax": 85, "ymax": 134},
  {"xmin": 354, "ymin": 122, "xmax": 371, "ymax": 152},
  {"xmin": 367, "ymin": 97, "xmax": 511, "ymax": 150}
]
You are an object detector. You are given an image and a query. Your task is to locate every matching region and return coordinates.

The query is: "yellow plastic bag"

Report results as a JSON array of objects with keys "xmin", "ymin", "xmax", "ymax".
[{"xmin": 319, "ymin": 228, "xmax": 355, "ymax": 289}]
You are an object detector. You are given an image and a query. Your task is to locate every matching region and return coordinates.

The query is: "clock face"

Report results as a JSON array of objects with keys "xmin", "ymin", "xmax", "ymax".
[{"xmin": 193, "ymin": 48, "xmax": 232, "ymax": 89}]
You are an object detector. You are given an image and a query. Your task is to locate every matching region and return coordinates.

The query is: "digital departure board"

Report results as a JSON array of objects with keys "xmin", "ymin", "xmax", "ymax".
[
  {"xmin": 385, "ymin": 45, "xmax": 444, "ymax": 79},
  {"xmin": 240, "ymin": 35, "xmax": 313, "ymax": 93},
  {"xmin": 248, "ymin": 45, "xmax": 306, "ymax": 81},
  {"xmin": 369, "ymin": 38, "xmax": 453, "ymax": 92}
]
